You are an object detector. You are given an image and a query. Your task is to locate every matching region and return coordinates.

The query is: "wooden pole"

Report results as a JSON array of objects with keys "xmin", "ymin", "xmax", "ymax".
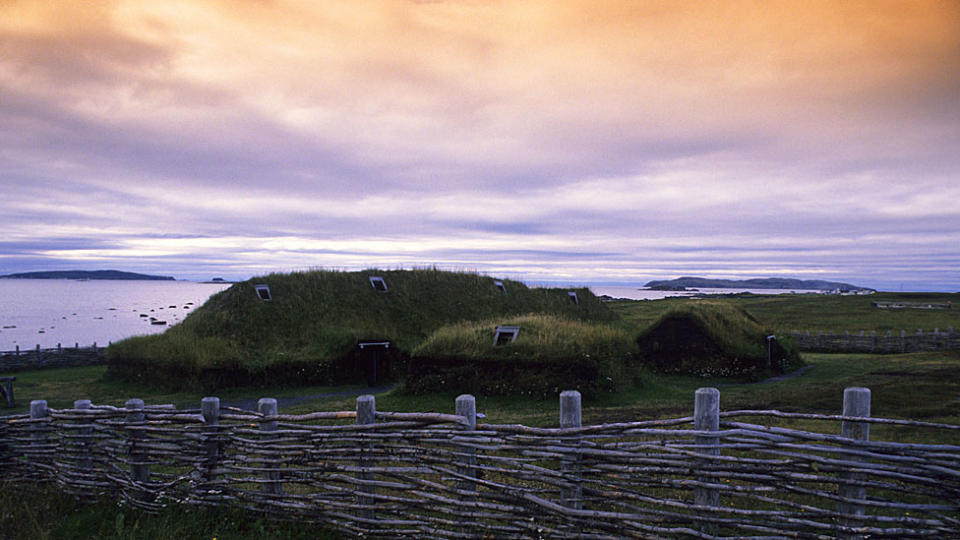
[
  {"xmin": 74, "ymin": 399, "xmax": 93, "ymax": 473},
  {"xmin": 27, "ymin": 399, "xmax": 49, "ymax": 478},
  {"xmin": 839, "ymin": 387, "xmax": 870, "ymax": 539},
  {"xmin": 30, "ymin": 399, "xmax": 47, "ymax": 443},
  {"xmin": 2, "ymin": 377, "xmax": 14, "ymax": 408},
  {"xmin": 456, "ymin": 394, "xmax": 477, "ymax": 532},
  {"xmin": 455, "ymin": 394, "xmax": 477, "ymax": 499},
  {"xmin": 257, "ymin": 398, "xmax": 282, "ymax": 495},
  {"xmin": 559, "ymin": 390, "xmax": 582, "ymax": 510},
  {"xmin": 694, "ymin": 387, "xmax": 720, "ymax": 534},
  {"xmin": 126, "ymin": 398, "xmax": 151, "ymax": 502},
  {"xmin": 357, "ymin": 394, "xmax": 376, "ymax": 521},
  {"xmin": 201, "ymin": 397, "xmax": 220, "ymax": 489}
]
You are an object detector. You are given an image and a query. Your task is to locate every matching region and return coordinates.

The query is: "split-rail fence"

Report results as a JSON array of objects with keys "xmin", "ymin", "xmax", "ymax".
[
  {"xmin": 2, "ymin": 387, "xmax": 959, "ymax": 538},
  {"xmin": 0, "ymin": 343, "xmax": 106, "ymax": 373},
  {"xmin": 787, "ymin": 327, "xmax": 959, "ymax": 354}
]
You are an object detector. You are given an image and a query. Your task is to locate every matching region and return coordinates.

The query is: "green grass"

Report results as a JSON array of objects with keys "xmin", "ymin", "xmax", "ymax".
[
  {"xmin": 412, "ymin": 313, "xmax": 635, "ymax": 361},
  {"xmin": 8, "ymin": 351, "xmax": 959, "ymax": 426},
  {"xmin": 403, "ymin": 314, "xmax": 639, "ymax": 397},
  {"xmin": 0, "ymin": 481, "xmax": 333, "ymax": 540},
  {"xmin": 5, "ymin": 364, "xmax": 375, "ymax": 413}
]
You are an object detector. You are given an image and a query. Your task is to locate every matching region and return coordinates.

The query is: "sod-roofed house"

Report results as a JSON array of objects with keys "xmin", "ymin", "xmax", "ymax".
[
  {"xmin": 636, "ymin": 301, "xmax": 802, "ymax": 379},
  {"xmin": 106, "ymin": 269, "xmax": 618, "ymax": 392}
]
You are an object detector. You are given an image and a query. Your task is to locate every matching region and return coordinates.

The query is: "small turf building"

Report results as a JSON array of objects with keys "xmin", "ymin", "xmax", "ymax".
[
  {"xmin": 636, "ymin": 301, "xmax": 802, "ymax": 380},
  {"xmin": 106, "ymin": 269, "xmax": 800, "ymax": 396}
]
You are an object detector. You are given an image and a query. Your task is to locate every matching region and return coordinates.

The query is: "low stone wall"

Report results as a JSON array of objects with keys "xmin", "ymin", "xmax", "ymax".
[
  {"xmin": 787, "ymin": 328, "xmax": 959, "ymax": 353},
  {"xmin": 0, "ymin": 345, "xmax": 106, "ymax": 373}
]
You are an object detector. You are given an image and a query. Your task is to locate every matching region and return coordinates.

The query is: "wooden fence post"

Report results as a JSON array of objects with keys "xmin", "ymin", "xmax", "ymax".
[
  {"xmin": 455, "ymin": 394, "xmax": 477, "ymax": 500},
  {"xmin": 356, "ymin": 394, "xmax": 376, "ymax": 523},
  {"xmin": 201, "ymin": 397, "xmax": 220, "ymax": 489},
  {"xmin": 29, "ymin": 398, "xmax": 48, "ymax": 460},
  {"xmin": 559, "ymin": 390, "xmax": 582, "ymax": 510},
  {"xmin": 25, "ymin": 399, "xmax": 49, "ymax": 482},
  {"xmin": 30, "ymin": 399, "xmax": 47, "ymax": 419},
  {"xmin": 695, "ymin": 387, "xmax": 720, "ymax": 534},
  {"xmin": 839, "ymin": 387, "xmax": 870, "ymax": 539},
  {"xmin": 456, "ymin": 394, "xmax": 477, "ymax": 532},
  {"xmin": 2, "ymin": 377, "xmax": 14, "ymax": 408},
  {"xmin": 126, "ymin": 398, "xmax": 151, "ymax": 503},
  {"xmin": 74, "ymin": 399, "xmax": 93, "ymax": 474},
  {"xmin": 257, "ymin": 398, "xmax": 282, "ymax": 495}
]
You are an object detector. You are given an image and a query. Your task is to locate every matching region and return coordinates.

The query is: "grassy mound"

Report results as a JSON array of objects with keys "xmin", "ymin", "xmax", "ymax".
[
  {"xmin": 106, "ymin": 269, "xmax": 617, "ymax": 391},
  {"xmin": 636, "ymin": 301, "xmax": 802, "ymax": 379},
  {"xmin": 405, "ymin": 314, "xmax": 639, "ymax": 398}
]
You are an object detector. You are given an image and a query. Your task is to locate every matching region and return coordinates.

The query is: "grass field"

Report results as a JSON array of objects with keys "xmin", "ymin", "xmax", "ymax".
[
  {"xmin": 0, "ymin": 484, "xmax": 334, "ymax": 540},
  {"xmin": 7, "ymin": 350, "xmax": 959, "ymax": 427}
]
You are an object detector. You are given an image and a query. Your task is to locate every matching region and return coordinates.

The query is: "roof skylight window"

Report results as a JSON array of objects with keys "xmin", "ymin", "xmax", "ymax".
[
  {"xmin": 255, "ymin": 284, "xmax": 272, "ymax": 301},
  {"xmin": 493, "ymin": 325, "xmax": 520, "ymax": 346},
  {"xmin": 369, "ymin": 276, "xmax": 388, "ymax": 292}
]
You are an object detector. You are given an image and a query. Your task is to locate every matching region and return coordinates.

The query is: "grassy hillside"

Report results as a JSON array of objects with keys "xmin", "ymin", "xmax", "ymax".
[{"xmin": 106, "ymin": 269, "xmax": 617, "ymax": 391}]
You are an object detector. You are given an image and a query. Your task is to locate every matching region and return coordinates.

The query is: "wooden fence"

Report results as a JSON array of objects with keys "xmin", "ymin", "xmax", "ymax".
[
  {"xmin": 787, "ymin": 328, "xmax": 959, "ymax": 353},
  {"xmin": 2, "ymin": 388, "xmax": 959, "ymax": 538},
  {"xmin": 0, "ymin": 344, "xmax": 106, "ymax": 373}
]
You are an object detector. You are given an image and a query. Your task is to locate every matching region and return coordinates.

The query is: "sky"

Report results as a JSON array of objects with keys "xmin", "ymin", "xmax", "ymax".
[{"xmin": 2, "ymin": 1, "xmax": 959, "ymax": 290}]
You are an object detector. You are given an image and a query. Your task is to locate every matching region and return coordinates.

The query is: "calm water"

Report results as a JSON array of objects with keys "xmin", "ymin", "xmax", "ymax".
[
  {"xmin": 588, "ymin": 285, "xmax": 824, "ymax": 300},
  {"xmin": 0, "ymin": 279, "xmax": 231, "ymax": 351}
]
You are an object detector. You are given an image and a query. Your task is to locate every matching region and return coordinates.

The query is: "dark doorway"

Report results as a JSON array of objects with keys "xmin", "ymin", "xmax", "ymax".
[{"xmin": 357, "ymin": 341, "xmax": 391, "ymax": 386}]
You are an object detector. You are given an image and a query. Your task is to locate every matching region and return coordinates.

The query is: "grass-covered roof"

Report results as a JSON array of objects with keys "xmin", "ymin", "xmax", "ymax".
[
  {"xmin": 107, "ymin": 269, "xmax": 619, "ymax": 390},
  {"xmin": 636, "ymin": 300, "xmax": 802, "ymax": 378},
  {"xmin": 406, "ymin": 313, "xmax": 638, "ymax": 397}
]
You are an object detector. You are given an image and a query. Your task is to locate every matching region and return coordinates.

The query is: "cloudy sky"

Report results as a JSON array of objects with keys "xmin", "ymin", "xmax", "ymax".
[{"xmin": 2, "ymin": 1, "xmax": 958, "ymax": 290}]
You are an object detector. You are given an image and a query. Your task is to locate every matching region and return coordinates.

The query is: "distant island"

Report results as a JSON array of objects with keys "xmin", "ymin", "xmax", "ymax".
[
  {"xmin": 0, "ymin": 270, "xmax": 176, "ymax": 281},
  {"xmin": 644, "ymin": 276, "xmax": 874, "ymax": 292}
]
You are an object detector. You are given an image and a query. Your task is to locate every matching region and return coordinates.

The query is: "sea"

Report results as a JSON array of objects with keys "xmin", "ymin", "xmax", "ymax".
[
  {"xmin": 0, "ymin": 279, "xmax": 231, "ymax": 351},
  {"xmin": 0, "ymin": 279, "xmax": 823, "ymax": 352},
  {"xmin": 587, "ymin": 285, "xmax": 824, "ymax": 301}
]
